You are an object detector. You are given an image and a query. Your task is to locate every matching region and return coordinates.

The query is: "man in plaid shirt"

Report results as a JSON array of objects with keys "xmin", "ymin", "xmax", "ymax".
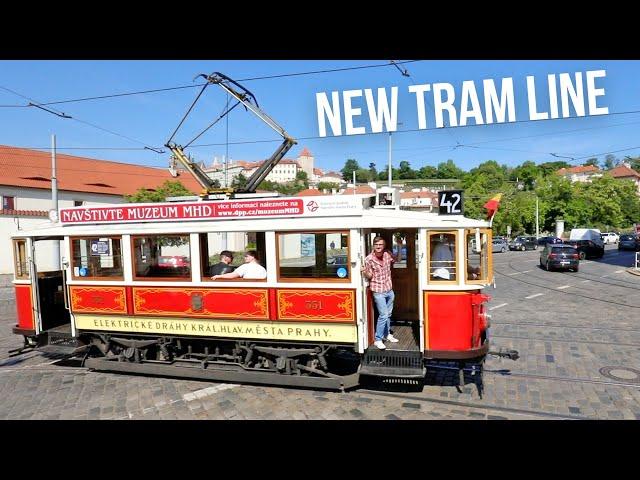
[{"xmin": 361, "ymin": 236, "xmax": 401, "ymax": 350}]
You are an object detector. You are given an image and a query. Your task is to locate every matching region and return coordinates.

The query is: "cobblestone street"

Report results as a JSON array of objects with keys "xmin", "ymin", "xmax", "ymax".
[{"xmin": 2, "ymin": 246, "xmax": 640, "ymax": 420}]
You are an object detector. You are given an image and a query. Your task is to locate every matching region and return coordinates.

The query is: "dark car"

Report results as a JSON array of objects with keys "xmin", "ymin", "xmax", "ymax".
[
  {"xmin": 539, "ymin": 244, "xmax": 580, "ymax": 271},
  {"xmin": 564, "ymin": 239, "xmax": 605, "ymax": 259},
  {"xmin": 509, "ymin": 235, "xmax": 537, "ymax": 251},
  {"xmin": 537, "ymin": 236, "xmax": 562, "ymax": 246},
  {"xmin": 618, "ymin": 234, "xmax": 640, "ymax": 251}
]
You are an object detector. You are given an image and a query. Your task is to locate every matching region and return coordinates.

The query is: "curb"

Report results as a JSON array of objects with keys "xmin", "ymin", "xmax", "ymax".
[{"xmin": 626, "ymin": 267, "xmax": 640, "ymax": 276}]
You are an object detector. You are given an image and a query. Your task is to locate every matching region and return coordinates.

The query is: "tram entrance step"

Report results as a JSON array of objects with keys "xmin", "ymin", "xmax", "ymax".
[
  {"xmin": 37, "ymin": 328, "xmax": 79, "ymax": 355},
  {"xmin": 359, "ymin": 348, "xmax": 426, "ymax": 378}
]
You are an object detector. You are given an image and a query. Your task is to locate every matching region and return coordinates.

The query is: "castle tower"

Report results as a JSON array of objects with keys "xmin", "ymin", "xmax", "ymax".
[{"xmin": 297, "ymin": 147, "xmax": 314, "ymax": 179}]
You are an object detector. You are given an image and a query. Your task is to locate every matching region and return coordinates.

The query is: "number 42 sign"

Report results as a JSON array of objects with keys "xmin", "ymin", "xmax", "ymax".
[{"xmin": 438, "ymin": 190, "xmax": 464, "ymax": 215}]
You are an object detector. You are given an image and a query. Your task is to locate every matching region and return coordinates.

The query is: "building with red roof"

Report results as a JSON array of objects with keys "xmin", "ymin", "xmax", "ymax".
[{"xmin": 0, "ymin": 145, "xmax": 200, "ymax": 273}]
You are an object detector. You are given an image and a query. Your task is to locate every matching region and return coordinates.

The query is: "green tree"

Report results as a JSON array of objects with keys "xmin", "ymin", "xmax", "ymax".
[
  {"xmin": 317, "ymin": 182, "xmax": 340, "ymax": 191},
  {"xmin": 584, "ymin": 158, "xmax": 599, "ymax": 168},
  {"xmin": 537, "ymin": 160, "xmax": 570, "ymax": 177},
  {"xmin": 232, "ymin": 173, "xmax": 247, "ymax": 189},
  {"xmin": 510, "ymin": 160, "xmax": 540, "ymax": 190},
  {"xmin": 398, "ymin": 160, "xmax": 417, "ymax": 179},
  {"xmin": 125, "ymin": 180, "xmax": 195, "ymax": 203},
  {"xmin": 341, "ymin": 159, "xmax": 360, "ymax": 181},
  {"xmin": 436, "ymin": 159, "xmax": 465, "ymax": 179},
  {"xmin": 368, "ymin": 162, "xmax": 377, "ymax": 180},
  {"xmin": 604, "ymin": 154, "xmax": 617, "ymax": 170},
  {"xmin": 417, "ymin": 165, "xmax": 438, "ymax": 178},
  {"xmin": 296, "ymin": 170, "xmax": 309, "ymax": 189}
]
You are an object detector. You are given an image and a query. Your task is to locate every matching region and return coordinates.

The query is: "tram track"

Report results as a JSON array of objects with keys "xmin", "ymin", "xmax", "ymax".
[
  {"xmin": 357, "ymin": 388, "xmax": 589, "ymax": 419},
  {"xmin": 491, "ymin": 321, "xmax": 640, "ymax": 333},
  {"xmin": 483, "ymin": 369, "xmax": 640, "ymax": 389},
  {"xmin": 494, "ymin": 261, "xmax": 640, "ymax": 309},
  {"xmin": 498, "ymin": 250, "xmax": 640, "ymax": 292},
  {"xmin": 489, "ymin": 333, "xmax": 640, "ymax": 348}
]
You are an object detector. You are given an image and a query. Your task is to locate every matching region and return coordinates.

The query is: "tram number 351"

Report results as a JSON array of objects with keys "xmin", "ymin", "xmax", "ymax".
[
  {"xmin": 438, "ymin": 190, "xmax": 464, "ymax": 215},
  {"xmin": 305, "ymin": 301, "xmax": 323, "ymax": 310}
]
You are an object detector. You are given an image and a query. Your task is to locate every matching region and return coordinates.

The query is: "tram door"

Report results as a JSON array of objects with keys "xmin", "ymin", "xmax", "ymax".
[
  {"xmin": 366, "ymin": 228, "xmax": 419, "ymax": 322},
  {"xmin": 31, "ymin": 237, "xmax": 70, "ymax": 333}
]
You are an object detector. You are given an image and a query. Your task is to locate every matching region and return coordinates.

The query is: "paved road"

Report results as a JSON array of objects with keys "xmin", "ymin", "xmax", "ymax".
[{"xmin": 1, "ymin": 245, "xmax": 639, "ymax": 420}]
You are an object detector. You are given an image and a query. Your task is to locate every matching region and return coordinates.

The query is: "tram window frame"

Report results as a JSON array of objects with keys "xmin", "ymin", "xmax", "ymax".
[
  {"xmin": 199, "ymin": 231, "xmax": 267, "ymax": 282},
  {"xmin": 427, "ymin": 231, "xmax": 459, "ymax": 285},
  {"xmin": 276, "ymin": 230, "xmax": 351, "ymax": 283},
  {"xmin": 13, "ymin": 239, "xmax": 28, "ymax": 279},
  {"xmin": 465, "ymin": 228, "xmax": 491, "ymax": 284},
  {"xmin": 70, "ymin": 236, "xmax": 124, "ymax": 280},
  {"xmin": 131, "ymin": 234, "xmax": 191, "ymax": 281}
]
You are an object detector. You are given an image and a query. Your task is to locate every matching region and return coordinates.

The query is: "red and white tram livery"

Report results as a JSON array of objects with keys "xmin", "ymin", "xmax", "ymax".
[{"xmin": 10, "ymin": 190, "xmax": 500, "ymax": 390}]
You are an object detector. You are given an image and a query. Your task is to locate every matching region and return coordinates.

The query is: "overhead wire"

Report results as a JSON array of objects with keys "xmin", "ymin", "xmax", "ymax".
[
  {"xmin": 3, "ymin": 62, "xmax": 640, "ymax": 170},
  {"xmin": 0, "ymin": 61, "xmax": 422, "ymax": 108}
]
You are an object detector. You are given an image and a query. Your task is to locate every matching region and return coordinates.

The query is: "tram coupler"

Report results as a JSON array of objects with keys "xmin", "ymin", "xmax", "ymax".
[{"xmin": 488, "ymin": 348, "xmax": 519, "ymax": 361}]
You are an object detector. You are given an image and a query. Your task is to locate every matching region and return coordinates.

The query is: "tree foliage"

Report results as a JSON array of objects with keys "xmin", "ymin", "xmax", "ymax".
[
  {"xmin": 125, "ymin": 180, "xmax": 196, "ymax": 203},
  {"xmin": 341, "ymin": 159, "xmax": 360, "ymax": 181},
  {"xmin": 336, "ymin": 156, "xmax": 640, "ymax": 234}
]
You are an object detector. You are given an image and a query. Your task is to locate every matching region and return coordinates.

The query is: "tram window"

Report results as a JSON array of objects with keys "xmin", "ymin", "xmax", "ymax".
[
  {"xmin": 429, "ymin": 232, "xmax": 457, "ymax": 282},
  {"xmin": 466, "ymin": 229, "xmax": 489, "ymax": 282},
  {"xmin": 71, "ymin": 237, "xmax": 123, "ymax": 279},
  {"xmin": 132, "ymin": 235, "xmax": 190, "ymax": 280},
  {"xmin": 277, "ymin": 231, "xmax": 350, "ymax": 280},
  {"xmin": 13, "ymin": 239, "xmax": 28, "ymax": 279},
  {"xmin": 199, "ymin": 232, "xmax": 266, "ymax": 279},
  {"xmin": 391, "ymin": 232, "xmax": 407, "ymax": 269}
]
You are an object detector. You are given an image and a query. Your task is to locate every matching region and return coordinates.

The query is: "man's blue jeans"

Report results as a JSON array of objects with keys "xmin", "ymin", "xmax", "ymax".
[{"xmin": 373, "ymin": 290, "xmax": 394, "ymax": 341}]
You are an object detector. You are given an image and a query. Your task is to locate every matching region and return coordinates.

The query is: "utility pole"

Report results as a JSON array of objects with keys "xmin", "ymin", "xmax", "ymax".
[
  {"xmin": 51, "ymin": 134, "xmax": 60, "ymax": 269},
  {"xmin": 536, "ymin": 195, "xmax": 540, "ymax": 240}
]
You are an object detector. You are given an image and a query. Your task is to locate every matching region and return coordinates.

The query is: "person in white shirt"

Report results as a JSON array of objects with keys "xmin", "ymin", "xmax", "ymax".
[{"xmin": 211, "ymin": 250, "xmax": 266, "ymax": 280}]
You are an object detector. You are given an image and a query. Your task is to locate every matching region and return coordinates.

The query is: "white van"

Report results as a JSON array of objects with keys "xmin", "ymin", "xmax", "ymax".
[
  {"xmin": 601, "ymin": 232, "xmax": 619, "ymax": 244},
  {"xmin": 569, "ymin": 228, "xmax": 604, "ymax": 246}
]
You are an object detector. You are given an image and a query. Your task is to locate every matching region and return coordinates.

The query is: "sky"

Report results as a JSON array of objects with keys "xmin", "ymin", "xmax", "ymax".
[{"xmin": 1, "ymin": 60, "xmax": 639, "ymax": 176}]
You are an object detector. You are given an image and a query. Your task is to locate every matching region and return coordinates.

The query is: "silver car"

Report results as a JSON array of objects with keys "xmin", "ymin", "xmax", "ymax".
[{"xmin": 492, "ymin": 238, "xmax": 508, "ymax": 253}]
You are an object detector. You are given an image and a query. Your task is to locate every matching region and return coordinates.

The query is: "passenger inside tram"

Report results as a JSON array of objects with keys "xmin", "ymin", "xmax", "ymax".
[
  {"xmin": 211, "ymin": 250, "xmax": 267, "ymax": 280},
  {"xmin": 209, "ymin": 250, "xmax": 236, "ymax": 276},
  {"xmin": 430, "ymin": 234, "xmax": 456, "ymax": 280}
]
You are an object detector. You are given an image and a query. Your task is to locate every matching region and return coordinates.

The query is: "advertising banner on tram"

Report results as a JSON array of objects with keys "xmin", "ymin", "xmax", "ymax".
[{"xmin": 59, "ymin": 196, "xmax": 364, "ymax": 225}]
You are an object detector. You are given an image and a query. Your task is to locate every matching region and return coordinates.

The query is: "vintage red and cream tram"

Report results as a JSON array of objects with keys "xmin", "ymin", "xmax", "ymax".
[{"xmin": 10, "ymin": 188, "xmax": 503, "ymax": 390}]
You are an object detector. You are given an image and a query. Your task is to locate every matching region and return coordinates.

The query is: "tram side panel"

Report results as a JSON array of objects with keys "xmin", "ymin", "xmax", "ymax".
[
  {"xmin": 13, "ymin": 284, "xmax": 35, "ymax": 335},
  {"xmin": 70, "ymin": 285, "xmax": 358, "ymax": 345}
]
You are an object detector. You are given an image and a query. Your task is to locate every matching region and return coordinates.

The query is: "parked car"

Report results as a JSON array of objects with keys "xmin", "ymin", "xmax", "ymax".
[
  {"xmin": 601, "ymin": 232, "xmax": 620, "ymax": 244},
  {"xmin": 492, "ymin": 238, "xmax": 508, "ymax": 253},
  {"xmin": 564, "ymin": 239, "xmax": 605, "ymax": 259},
  {"xmin": 537, "ymin": 236, "xmax": 562, "ymax": 246},
  {"xmin": 157, "ymin": 256, "xmax": 190, "ymax": 268},
  {"xmin": 509, "ymin": 236, "xmax": 538, "ymax": 251},
  {"xmin": 539, "ymin": 244, "xmax": 580, "ymax": 272},
  {"xmin": 618, "ymin": 234, "xmax": 640, "ymax": 251}
]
